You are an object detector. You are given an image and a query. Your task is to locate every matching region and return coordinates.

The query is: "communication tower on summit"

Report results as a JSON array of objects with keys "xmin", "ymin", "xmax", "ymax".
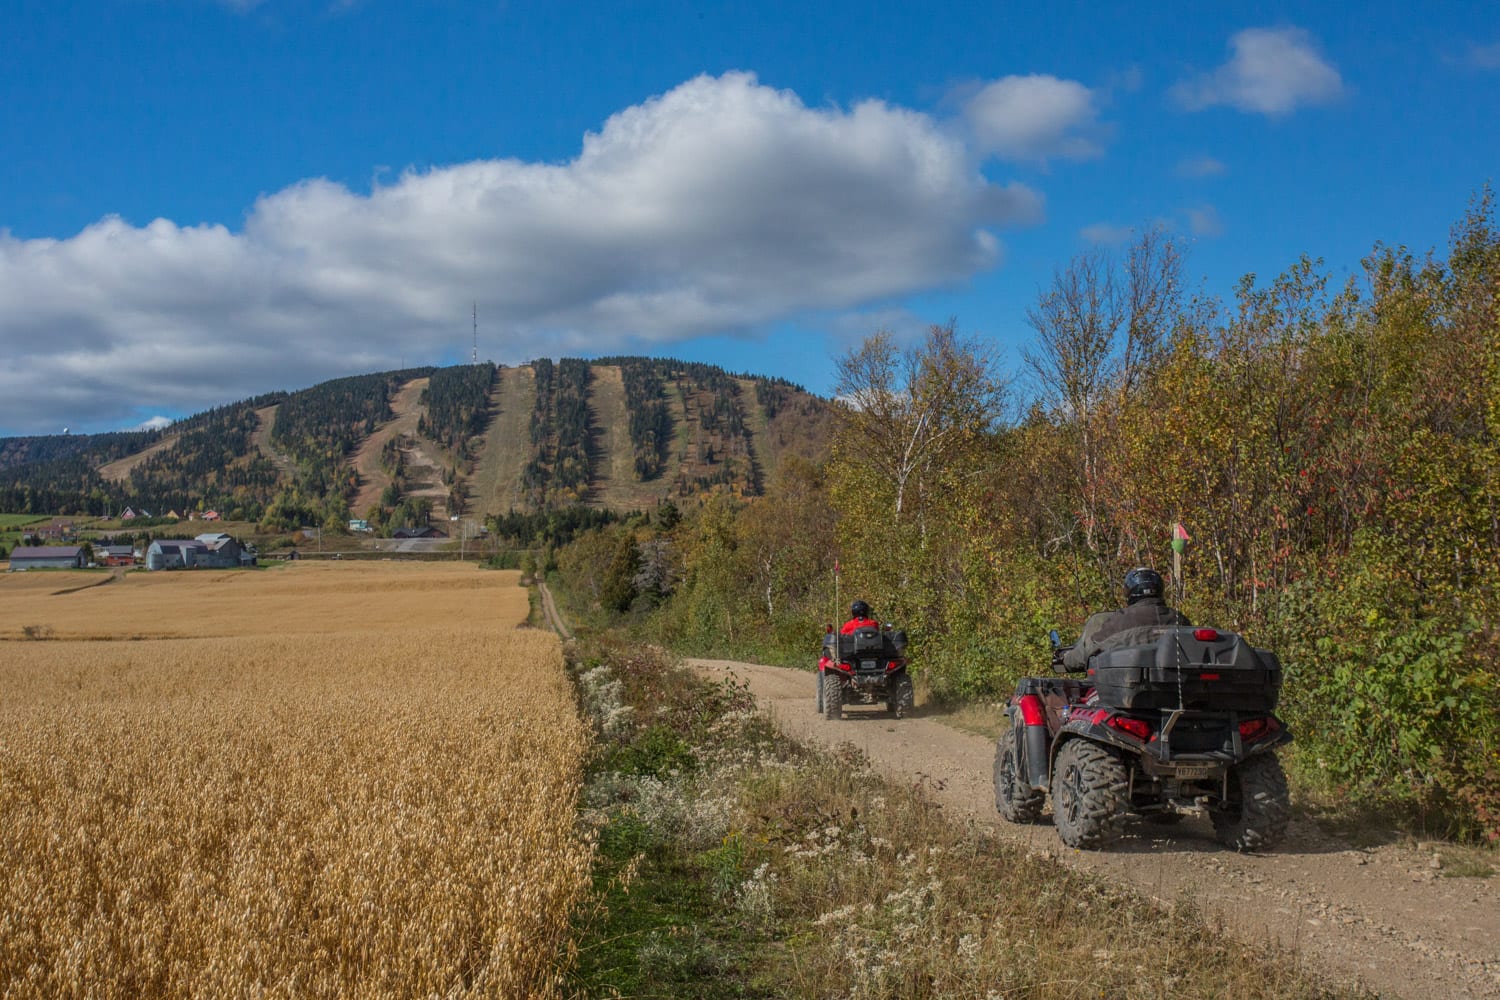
[{"xmin": 472, "ymin": 302, "xmax": 478, "ymax": 365}]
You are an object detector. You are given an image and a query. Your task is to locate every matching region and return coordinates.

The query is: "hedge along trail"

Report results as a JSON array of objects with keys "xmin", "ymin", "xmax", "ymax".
[{"xmin": 0, "ymin": 562, "xmax": 593, "ymax": 999}]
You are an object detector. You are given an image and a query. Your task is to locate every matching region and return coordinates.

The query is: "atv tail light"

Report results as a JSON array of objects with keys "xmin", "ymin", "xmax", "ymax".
[
  {"xmin": 1193, "ymin": 628, "xmax": 1220, "ymax": 642},
  {"xmin": 1238, "ymin": 717, "xmax": 1278, "ymax": 742},
  {"xmin": 1199, "ymin": 673, "xmax": 1220, "ymax": 681},
  {"xmin": 1106, "ymin": 716, "xmax": 1152, "ymax": 741},
  {"xmin": 1018, "ymin": 694, "xmax": 1046, "ymax": 727}
]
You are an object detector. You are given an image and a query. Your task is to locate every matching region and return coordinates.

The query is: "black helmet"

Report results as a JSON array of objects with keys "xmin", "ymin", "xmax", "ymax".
[
  {"xmin": 850, "ymin": 600, "xmax": 871, "ymax": 619},
  {"xmin": 1123, "ymin": 567, "xmax": 1163, "ymax": 603}
]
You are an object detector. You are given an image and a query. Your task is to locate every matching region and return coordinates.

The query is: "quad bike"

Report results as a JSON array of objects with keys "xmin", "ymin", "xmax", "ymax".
[
  {"xmin": 817, "ymin": 623, "xmax": 914, "ymax": 720},
  {"xmin": 994, "ymin": 626, "xmax": 1293, "ymax": 851}
]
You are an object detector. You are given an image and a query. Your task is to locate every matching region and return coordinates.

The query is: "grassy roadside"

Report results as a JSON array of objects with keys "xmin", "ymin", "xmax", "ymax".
[{"xmin": 562, "ymin": 637, "xmax": 1370, "ymax": 1000}]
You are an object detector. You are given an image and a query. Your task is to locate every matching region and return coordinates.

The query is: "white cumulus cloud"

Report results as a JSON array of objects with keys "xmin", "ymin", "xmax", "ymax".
[
  {"xmin": 963, "ymin": 74, "xmax": 1107, "ymax": 164},
  {"xmin": 1172, "ymin": 27, "xmax": 1344, "ymax": 115},
  {"xmin": 0, "ymin": 72, "xmax": 1043, "ymax": 436}
]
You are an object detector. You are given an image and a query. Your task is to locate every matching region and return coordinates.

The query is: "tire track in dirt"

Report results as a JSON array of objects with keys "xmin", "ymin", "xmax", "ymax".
[{"xmin": 691, "ymin": 657, "xmax": 1500, "ymax": 1000}]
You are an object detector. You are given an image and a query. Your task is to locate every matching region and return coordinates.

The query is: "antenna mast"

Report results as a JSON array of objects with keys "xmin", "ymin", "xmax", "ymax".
[{"xmin": 472, "ymin": 302, "xmax": 478, "ymax": 365}]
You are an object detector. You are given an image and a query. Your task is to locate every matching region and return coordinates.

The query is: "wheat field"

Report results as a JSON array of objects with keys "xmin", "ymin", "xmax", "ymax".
[{"xmin": 0, "ymin": 562, "xmax": 592, "ymax": 998}]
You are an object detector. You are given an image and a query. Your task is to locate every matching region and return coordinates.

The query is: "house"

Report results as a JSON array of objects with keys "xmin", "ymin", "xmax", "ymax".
[
  {"xmin": 99, "ymin": 544, "xmax": 136, "ymax": 566},
  {"xmin": 165, "ymin": 510, "xmax": 182, "ymax": 521},
  {"xmin": 36, "ymin": 520, "xmax": 76, "ymax": 541},
  {"xmin": 8, "ymin": 545, "xmax": 86, "ymax": 570},
  {"xmin": 202, "ymin": 510, "xmax": 221, "ymax": 521},
  {"xmin": 392, "ymin": 526, "xmax": 447, "ymax": 539},
  {"xmin": 120, "ymin": 507, "xmax": 139, "ymax": 521},
  {"xmin": 146, "ymin": 539, "xmax": 208, "ymax": 570}
]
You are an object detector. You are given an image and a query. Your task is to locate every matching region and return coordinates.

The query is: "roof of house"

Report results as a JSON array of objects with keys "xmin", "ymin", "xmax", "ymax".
[
  {"xmin": 100, "ymin": 545, "xmax": 135, "ymax": 556},
  {"xmin": 10, "ymin": 546, "xmax": 83, "ymax": 558},
  {"xmin": 196, "ymin": 533, "xmax": 233, "ymax": 544}
]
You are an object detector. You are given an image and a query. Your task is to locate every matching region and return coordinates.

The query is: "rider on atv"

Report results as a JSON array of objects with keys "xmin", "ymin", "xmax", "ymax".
[
  {"xmin": 1061, "ymin": 568, "xmax": 1191, "ymax": 672},
  {"xmin": 819, "ymin": 601, "xmax": 879, "ymax": 672}
]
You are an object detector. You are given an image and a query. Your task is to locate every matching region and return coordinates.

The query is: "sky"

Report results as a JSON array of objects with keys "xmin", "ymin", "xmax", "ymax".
[{"xmin": 1, "ymin": 0, "xmax": 1496, "ymax": 438}]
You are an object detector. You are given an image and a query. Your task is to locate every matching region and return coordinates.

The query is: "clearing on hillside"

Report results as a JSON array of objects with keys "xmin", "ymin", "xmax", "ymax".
[
  {"xmin": 96, "ymin": 434, "xmax": 180, "ymax": 484},
  {"xmin": 251, "ymin": 403, "xmax": 296, "ymax": 479},
  {"xmin": 350, "ymin": 377, "xmax": 457, "ymax": 521},
  {"xmin": 0, "ymin": 562, "xmax": 590, "ymax": 997},
  {"xmin": 587, "ymin": 364, "xmax": 679, "ymax": 511},
  {"xmin": 468, "ymin": 365, "xmax": 537, "ymax": 518}
]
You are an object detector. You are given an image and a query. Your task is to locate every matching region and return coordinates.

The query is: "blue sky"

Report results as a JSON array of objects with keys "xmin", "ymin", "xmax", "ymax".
[{"xmin": 1, "ymin": 0, "xmax": 1496, "ymax": 437}]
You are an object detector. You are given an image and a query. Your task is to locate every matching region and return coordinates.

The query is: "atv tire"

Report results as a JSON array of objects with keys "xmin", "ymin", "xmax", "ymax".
[
  {"xmin": 1050, "ymin": 740, "xmax": 1129, "ymax": 849},
  {"xmin": 821, "ymin": 672, "xmax": 842, "ymax": 721},
  {"xmin": 1211, "ymin": 753, "xmax": 1290, "ymax": 852},
  {"xmin": 886, "ymin": 676, "xmax": 914, "ymax": 719},
  {"xmin": 816, "ymin": 672, "xmax": 824, "ymax": 713},
  {"xmin": 994, "ymin": 733, "xmax": 1044, "ymax": 823}
]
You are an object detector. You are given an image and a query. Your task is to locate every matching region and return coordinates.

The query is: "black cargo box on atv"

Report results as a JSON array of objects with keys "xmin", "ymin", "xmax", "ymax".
[
  {"xmin": 1087, "ymin": 627, "xmax": 1282, "ymax": 712},
  {"xmin": 831, "ymin": 627, "xmax": 907, "ymax": 659}
]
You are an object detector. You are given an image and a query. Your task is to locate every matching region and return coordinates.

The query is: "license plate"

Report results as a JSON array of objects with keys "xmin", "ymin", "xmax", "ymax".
[
  {"xmin": 1172, "ymin": 765, "xmax": 1216, "ymax": 780},
  {"xmin": 860, "ymin": 660, "xmax": 877, "ymax": 670}
]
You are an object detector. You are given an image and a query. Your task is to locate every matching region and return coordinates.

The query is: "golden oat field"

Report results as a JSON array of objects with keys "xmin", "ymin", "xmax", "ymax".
[{"xmin": 0, "ymin": 562, "xmax": 592, "ymax": 999}]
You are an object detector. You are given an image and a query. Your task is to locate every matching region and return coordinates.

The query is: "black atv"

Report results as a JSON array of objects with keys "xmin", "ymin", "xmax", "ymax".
[
  {"xmin": 994, "ymin": 626, "xmax": 1293, "ymax": 851},
  {"xmin": 817, "ymin": 623, "xmax": 914, "ymax": 720}
]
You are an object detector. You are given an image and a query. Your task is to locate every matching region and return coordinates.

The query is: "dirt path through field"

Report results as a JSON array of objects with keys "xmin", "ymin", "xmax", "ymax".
[{"xmin": 690, "ymin": 657, "xmax": 1500, "ymax": 1000}]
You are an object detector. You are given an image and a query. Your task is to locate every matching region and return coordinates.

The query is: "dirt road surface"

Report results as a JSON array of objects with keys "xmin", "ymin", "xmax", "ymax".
[{"xmin": 690, "ymin": 657, "xmax": 1500, "ymax": 1000}]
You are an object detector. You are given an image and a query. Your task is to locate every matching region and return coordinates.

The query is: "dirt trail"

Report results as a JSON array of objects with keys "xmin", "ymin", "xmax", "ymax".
[
  {"xmin": 97, "ymin": 435, "xmax": 180, "ymax": 484},
  {"xmin": 350, "ymin": 378, "xmax": 453, "ymax": 520},
  {"xmin": 690, "ymin": 657, "xmax": 1500, "ymax": 1000}
]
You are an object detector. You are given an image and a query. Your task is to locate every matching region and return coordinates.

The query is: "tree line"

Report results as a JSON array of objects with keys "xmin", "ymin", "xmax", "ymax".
[{"xmin": 549, "ymin": 192, "xmax": 1500, "ymax": 841}]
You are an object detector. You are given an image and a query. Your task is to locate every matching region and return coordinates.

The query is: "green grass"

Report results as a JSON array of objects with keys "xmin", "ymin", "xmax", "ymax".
[{"xmin": 0, "ymin": 514, "xmax": 50, "ymax": 528}]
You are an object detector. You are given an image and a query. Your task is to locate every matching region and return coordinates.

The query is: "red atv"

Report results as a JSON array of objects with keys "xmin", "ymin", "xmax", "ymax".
[
  {"xmin": 817, "ymin": 624, "xmax": 913, "ymax": 720},
  {"xmin": 994, "ymin": 627, "xmax": 1293, "ymax": 851}
]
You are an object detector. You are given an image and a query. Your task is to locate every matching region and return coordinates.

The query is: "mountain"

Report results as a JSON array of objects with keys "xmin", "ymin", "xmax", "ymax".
[{"xmin": 0, "ymin": 359, "xmax": 833, "ymax": 523}]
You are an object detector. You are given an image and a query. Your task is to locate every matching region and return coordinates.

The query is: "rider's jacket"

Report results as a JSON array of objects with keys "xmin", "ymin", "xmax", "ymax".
[{"xmin": 1062, "ymin": 598, "xmax": 1190, "ymax": 672}]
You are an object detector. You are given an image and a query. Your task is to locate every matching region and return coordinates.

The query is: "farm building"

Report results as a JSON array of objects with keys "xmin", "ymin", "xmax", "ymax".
[
  {"xmin": 98, "ymin": 545, "xmax": 137, "ymax": 566},
  {"xmin": 196, "ymin": 533, "xmax": 255, "ymax": 568},
  {"xmin": 8, "ymin": 545, "xmax": 86, "ymax": 570},
  {"xmin": 146, "ymin": 540, "xmax": 206, "ymax": 570}
]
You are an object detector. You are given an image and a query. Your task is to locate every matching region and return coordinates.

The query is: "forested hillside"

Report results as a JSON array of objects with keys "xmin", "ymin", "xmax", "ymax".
[
  {"xmin": 549, "ymin": 193, "xmax": 1500, "ymax": 842},
  {"xmin": 0, "ymin": 358, "xmax": 832, "ymax": 525}
]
